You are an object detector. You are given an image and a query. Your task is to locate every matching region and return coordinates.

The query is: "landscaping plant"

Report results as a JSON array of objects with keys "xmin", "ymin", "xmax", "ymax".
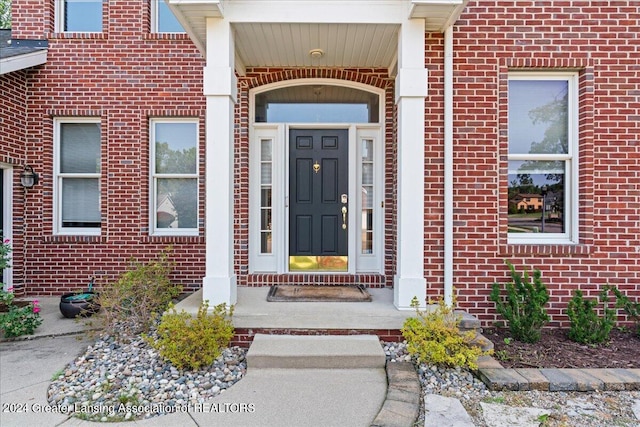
[
  {"xmin": 490, "ymin": 261, "xmax": 549, "ymax": 343},
  {"xmin": 401, "ymin": 296, "xmax": 488, "ymax": 370},
  {"xmin": 566, "ymin": 288, "xmax": 616, "ymax": 344},
  {"xmin": 149, "ymin": 301, "xmax": 234, "ymax": 370},
  {"xmin": 608, "ymin": 286, "xmax": 640, "ymax": 337},
  {"xmin": 0, "ymin": 287, "xmax": 43, "ymax": 338},
  {"xmin": 97, "ymin": 247, "xmax": 181, "ymax": 336}
]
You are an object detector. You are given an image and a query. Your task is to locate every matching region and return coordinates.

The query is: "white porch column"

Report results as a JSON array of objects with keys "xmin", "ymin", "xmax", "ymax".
[
  {"xmin": 394, "ymin": 18, "xmax": 427, "ymax": 309},
  {"xmin": 202, "ymin": 17, "xmax": 238, "ymax": 306}
]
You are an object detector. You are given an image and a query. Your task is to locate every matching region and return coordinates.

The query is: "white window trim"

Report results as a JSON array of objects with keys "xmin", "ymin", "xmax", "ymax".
[
  {"xmin": 356, "ymin": 126, "xmax": 384, "ymax": 272},
  {"xmin": 55, "ymin": 0, "xmax": 103, "ymax": 33},
  {"xmin": 249, "ymin": 125, "xmax": 284, "ymax": 272},
  {"xmin": 149, "ymin": 118, "xmax": 200, "ymax": 236},
  {"xmin": 507, "ymin": 72, "xmax": 579, "ymax": 245},
  {"xmin": 150, "ymin": 0, "xmax": 186, "ymax": 34},
  {"xmin": 53, "ymin": 117, "xmax": 102, "ymax": 236}
]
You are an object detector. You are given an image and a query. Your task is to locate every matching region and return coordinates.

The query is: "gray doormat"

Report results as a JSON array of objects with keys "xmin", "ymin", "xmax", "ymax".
[{"xmin": 267, "ymin": 285, "xmax": 372, "ymax": 302}]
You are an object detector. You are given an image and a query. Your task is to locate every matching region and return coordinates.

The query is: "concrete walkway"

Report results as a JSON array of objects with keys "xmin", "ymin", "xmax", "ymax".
[{"xmin": 0, "ymin": 298, "xmax": 391, "ymax": 427}]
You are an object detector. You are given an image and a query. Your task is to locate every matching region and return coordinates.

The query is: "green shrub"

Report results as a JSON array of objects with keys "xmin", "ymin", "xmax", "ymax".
[
  {"xmin": 566, "ymin": 288, "xmax": 615, "ymax": 344},
  {"xmin": 97, "ymin": 247, "xmax": 181, "ymax": 336},
  {"xmin": 0, "ymin": 288, "xmax": 43, "ymax": 338},
  {"xmin": 609, "ymin": 286, "xmax": 640, "ymax": 337},
  {"xmin": 150, "ymin": 301, "xmax": 234, "ymax": 371},
  {"xmin": 490, "ymin": 261, "xmax": 549, "ymax": 343},
  {"xmin": 401, "ymin": 297, "xmax": 487, "ymax": 370}
]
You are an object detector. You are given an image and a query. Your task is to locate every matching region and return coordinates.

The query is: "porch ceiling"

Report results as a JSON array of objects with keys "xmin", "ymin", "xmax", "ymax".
[
  {"xmin": 233, "ymin": 23, "xmax": 399, "ymax": 71},
  {"xmin": 167, "ymin": 0, "xmax": 468, "ymax": 74}
]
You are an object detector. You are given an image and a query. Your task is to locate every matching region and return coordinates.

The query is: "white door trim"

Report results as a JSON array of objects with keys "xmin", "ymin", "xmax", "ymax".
[
  {"xmin": 1, "ymin": 164, "xmax": 13, "ymax": 291},
  {"xmin": 248, "ymin": 80, "xmax": 385, "ymax": 275}
]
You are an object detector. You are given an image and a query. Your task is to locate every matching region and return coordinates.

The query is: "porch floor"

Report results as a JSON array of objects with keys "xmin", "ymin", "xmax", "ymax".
[{"xmin": 175, "ymin": 287, "xmax": 415, "ymax": 330}]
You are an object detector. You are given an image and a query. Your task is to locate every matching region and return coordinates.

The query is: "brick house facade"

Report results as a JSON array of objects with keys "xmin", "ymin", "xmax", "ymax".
[{"xmin": 1, "ymin": 0, "xmax": 638, "ymax": 327}]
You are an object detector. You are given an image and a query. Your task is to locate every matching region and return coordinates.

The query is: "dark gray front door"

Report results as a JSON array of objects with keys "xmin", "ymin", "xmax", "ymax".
[{"xmin": 289, "ymin": 129, "xmax": 348, "ymax": 271}]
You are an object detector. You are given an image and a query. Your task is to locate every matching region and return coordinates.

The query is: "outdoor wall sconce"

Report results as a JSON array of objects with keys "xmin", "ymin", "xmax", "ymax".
[{"xmin": 20, "ymin": 165, "xmax": 39, "ymax": 188}]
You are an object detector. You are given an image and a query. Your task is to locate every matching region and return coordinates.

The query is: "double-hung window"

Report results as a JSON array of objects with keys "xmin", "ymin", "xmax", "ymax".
[
  {"xmin": 150, "ymin": 119, "xmax": 199, "ymax": 235},
  {"xmin": 507, "ymin": 72, "xmax": 578, "ymax": 243},
  {"xmin": 56, "ymin": 0, "xmax": 103, "ymax": 33},
  {"xmin": 55, "ymin": 119, "xmax": 102, "ymax": 234},
  {"xmin": 151, "ymin": 0, "xmax": 185, "ymax": 33}
]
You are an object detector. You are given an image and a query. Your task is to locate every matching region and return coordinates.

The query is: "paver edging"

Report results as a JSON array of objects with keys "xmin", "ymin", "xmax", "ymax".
[
  {"xmin": 476, "ymin": 355, "xmax": 640, "ymax": 392},
  {"xmin": 370, "ymin": 361, "xmax": 420, "ymax": 427}
]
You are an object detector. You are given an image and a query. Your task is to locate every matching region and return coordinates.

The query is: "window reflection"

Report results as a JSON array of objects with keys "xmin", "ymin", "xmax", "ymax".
[{"xmin": 508, "ymin": 161, "xmax": 565, "ymax": 234}]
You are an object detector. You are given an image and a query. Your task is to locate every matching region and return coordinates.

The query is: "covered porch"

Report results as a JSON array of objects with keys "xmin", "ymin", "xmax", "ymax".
[{"xmin": 167, "ymin": 0, "xmax": 469, "ymax": 310}]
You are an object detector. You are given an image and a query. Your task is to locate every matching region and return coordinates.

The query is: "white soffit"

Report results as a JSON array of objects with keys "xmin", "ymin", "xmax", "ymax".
[
  {"xmin": 0, "ymin": 50, "xmax": 48, "ymax": 75},
  {"xmin": 409, "ymin": 0, "xmax": 470, "ymax": 30},
  {"xmin": 168, "ymin": 0, "xmax": 468, "ymax": 70},
  {"xmin": 234, "ymin": 23, "xmax": 399, "ymax": 69}
]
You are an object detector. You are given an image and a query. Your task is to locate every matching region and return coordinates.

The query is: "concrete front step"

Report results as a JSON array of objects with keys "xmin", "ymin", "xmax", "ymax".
[{"xmin": 247, "ymin": 333, "xmax": 386, "ymax": 369}]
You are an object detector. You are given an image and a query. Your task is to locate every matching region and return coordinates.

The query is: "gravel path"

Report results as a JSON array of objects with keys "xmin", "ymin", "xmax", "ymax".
[{"xmin": 383, "ymin": 341, "xmax": 640, "ymax": 427}]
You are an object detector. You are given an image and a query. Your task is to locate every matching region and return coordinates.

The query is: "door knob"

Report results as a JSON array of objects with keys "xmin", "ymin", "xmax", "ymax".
[{"xmin": 341, "ymin": 206, "xmax": 347, "ymax": 229}]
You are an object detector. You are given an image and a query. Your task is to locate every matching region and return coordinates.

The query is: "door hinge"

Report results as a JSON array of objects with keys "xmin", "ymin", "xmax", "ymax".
[{"xmin": 381, "ymin": 201, "xmax": 384, "ymax": 208}]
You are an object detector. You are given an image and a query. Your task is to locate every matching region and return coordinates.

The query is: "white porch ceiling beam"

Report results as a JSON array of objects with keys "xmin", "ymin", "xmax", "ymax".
[{"xmin": 221, "ymin": 1, "xmax": 407, "ymax": 24}]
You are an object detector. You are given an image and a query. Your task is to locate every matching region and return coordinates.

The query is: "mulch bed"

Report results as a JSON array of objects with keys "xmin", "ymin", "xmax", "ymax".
[{"xmin": 484, "ymin": 327, "xmax": 640, "ymax": 369}]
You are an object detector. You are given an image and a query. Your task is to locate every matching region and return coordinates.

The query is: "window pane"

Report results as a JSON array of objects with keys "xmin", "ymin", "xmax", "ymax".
[
  {"xmin": 362, "ymin": 164, "xmax": 373, "ymax": 185},
  {"xmin": 255, "ymin": 85, "xmax": 378, "ymax": 123},
  {"xmin": 266, "ymin": 103, "xmax": 369, "ymax": 123},
  {"xmin": 156, "ymin": 178, "xmax": 197, "ymax": 228},
  {"xmin": 156, "ymin": 1, "xmax": 184, "ymax": 33},
  {"xmin": 260, "ymin": 187, "xmax": 272, "ymax": 254},
  {"xmin": 362, "ymin": 139, "xmax": 373, "ymax": 161},
  {"xmin": 508, "ymin": 160, "xmax": 565, "ymax": 234},
  {"xmin": 261, "ymin": 232, "xmax": 272, "ymax": 254},
  {"xmin": 508, "ymin": 80, "xmax": 569, "ymax": 155},
  {"xmin": 261, "ymin": 139, "xmax": 272, "ymax": 161},
  {"xmin": 155, "ymin": 123, "xmax": 197, "ymax": 174},
  {"xmin": 261, "ymin": 188, "xmax": 272, "ymax": 209},
  {"xmin": 362, "ymin": 186, "xmax": 373, "ymax": 209},
  {"xmin": 261, "ymin": 164, "xmax": 272, "ymax": 185},
  {"xmin": 260, "ymin": 208, "xmax": 272, "ymax": 230},
  {"xmin": 361, "ymin": 138, "xmax": 375, "ymax": 254},
  {"xmin": 64, "ymin": 0, "xmax": 102, "ymax": 32},
  {"xmin": 62, "ymin": 178, "xmax": 100, "ymax": 226},
  {"xmin": 60, "ymin": 123, "xmax": 101, "ymax": 173},
  {"xmin": 361, "ymin": 209, "xmax": 373, "ymax": 254}
]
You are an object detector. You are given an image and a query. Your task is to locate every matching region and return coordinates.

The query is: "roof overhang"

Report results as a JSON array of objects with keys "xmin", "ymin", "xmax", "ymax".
[
  {"xmin": 167, "ymin": 0, "xmax": 469, "ymax": 73},
  {"xmin": 409, "ymin": 0, "xmax": 470, "ymax": 30},
  {"xmin": 0, "ymin": 49, "xmax": 48, "ymax": 75}
]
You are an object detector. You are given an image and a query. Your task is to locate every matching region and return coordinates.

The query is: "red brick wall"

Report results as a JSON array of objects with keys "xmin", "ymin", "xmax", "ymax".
[
  {"xmin": 10, "ymin": 0, "xmax": 53, "ymax": 39},
  {"xmin": 7, "ymin": 0, "xmax": 640, "ymax": 329},
  {"xmin": 447, "ymin": 0, "xmax": 640, "ymax": 327},
  {"xmin": 13, "ymin": 1, "xmax": 208, "ymax": 294}
]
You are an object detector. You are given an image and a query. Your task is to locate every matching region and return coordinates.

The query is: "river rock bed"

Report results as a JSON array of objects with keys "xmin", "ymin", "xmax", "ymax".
[{"xmin": 47, "ymin": 333, "xmax": 246, "ymax": 422}]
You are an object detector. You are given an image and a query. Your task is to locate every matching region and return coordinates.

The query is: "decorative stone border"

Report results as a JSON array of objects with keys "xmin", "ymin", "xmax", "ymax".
[
  {"xmin": 371, "ymin": 362, "xmax": 421, "ymax": 427},
  {"xmin": 476, "ymin": 351, "xmax": 640, "ymax": 392}
]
